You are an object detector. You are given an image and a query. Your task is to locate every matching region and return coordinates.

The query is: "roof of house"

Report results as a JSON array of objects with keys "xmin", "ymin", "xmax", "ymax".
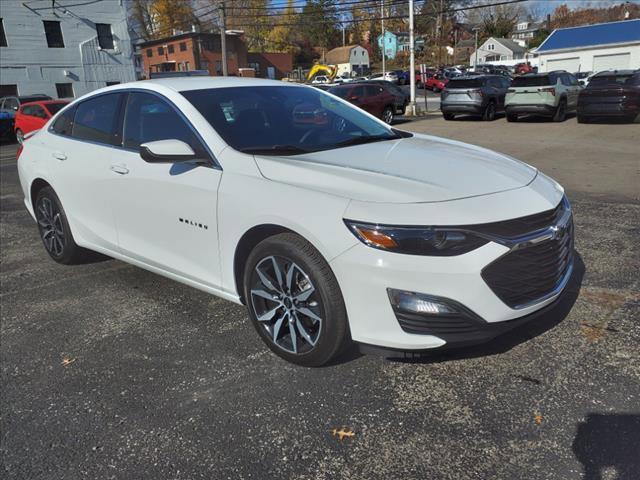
[
  {"xmin": 492, "ymin": 38, "xmax": 528, "ymax": 54},
  {"xmin": 536, "ymin": 19, "xmax": 640, "ymax": 52},
  {"xmin": 325, "ymin": 45, "xmax": 363, "ymax": 64}
]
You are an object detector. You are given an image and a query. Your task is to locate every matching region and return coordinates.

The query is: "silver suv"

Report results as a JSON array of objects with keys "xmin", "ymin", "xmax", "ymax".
[{"xmin": 505, "ymin": 71, "xmax": 581, "ymax": 122}]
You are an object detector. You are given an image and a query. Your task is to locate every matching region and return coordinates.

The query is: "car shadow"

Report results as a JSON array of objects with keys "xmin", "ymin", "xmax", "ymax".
[
  {"xmin": 387, "ymin": 252, "xmax": 585, "ymax": 365},
  {"xmin": 572, "ymin": 413, "xmax": 640, "ymax": 479}
]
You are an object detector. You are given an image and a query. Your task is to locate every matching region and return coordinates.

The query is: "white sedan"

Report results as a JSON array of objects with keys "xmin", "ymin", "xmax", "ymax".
[{"xmin": 17, "ymin": 77, "xmax": 574, "ymax": 366}]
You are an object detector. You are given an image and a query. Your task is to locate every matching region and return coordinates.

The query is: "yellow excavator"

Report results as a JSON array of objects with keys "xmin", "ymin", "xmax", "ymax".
[{"xmin": 306, "ymin": 64, "xmax": 337, "ymax": 83}]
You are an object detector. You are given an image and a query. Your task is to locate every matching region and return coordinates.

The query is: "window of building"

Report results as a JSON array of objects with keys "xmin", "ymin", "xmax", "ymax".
[
  {"xmin": 122, "ymin": 92, "xmax": 204, "ymax": 154},
  {"xmin": 106, "ymin": 81, "xmax": 120, "ymax": 86},
  {"xmin": 96, "ymin": 23, "xmax": 114, "ymax": 49},
  {"xmin": 43, "ymin": 20, "xmax": 64, "ymax": 48},
  {"xmin": 179, "ymin": 42, "xmax": 187, "ymax": 51},
  {"xmin": 168, "ymin": 44, "xmax": 174, "ymax": 54},
  {"xmin": 51, "ymin": 105, "xmax": 76, "ymax": 136},
  {"xmin": 56, "ymin": 83, "xmax": 74, "ymax": 99},
  {"xmin": 146, "ymin": 48, "xmax": 152, "ymax": 57},
  {"xmin": 72, "ymin": 93, "xmax": 122, "ymax": 144},
  {"xmin": 487, "ymin": 43, "xmax": 494, "ymax": 50},
  {"xmin": 0, "ymin": 18, "xmax": 7, "ymax": 47},
  {"xmin": 248, "ymin": 62, "xmax": 260, "ymax": 75},
  {"xmin": 157, "ymin": 46, "xmax": 164, "ymax": 55},
  {"xmin": 185, "ymin": 61, "xmax": 190, "ymax": 71},
  {"xmin": 0, "ymin": 85, "xmax": 18, "ymax": 97}
]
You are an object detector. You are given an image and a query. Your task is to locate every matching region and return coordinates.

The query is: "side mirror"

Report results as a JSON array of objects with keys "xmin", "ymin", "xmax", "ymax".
[{"xmin": 140, "ymin": 139, "xmax": 196, "ymax": 163}]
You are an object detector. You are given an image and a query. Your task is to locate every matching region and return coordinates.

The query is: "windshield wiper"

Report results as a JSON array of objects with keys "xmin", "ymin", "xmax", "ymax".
[
  {"xmin": 332, "ymin": 133, "xmax": 402, "ymax": 149},
  {"xmin": 239, "ymin": 144, "xmax": 310, "ymax": 156}
]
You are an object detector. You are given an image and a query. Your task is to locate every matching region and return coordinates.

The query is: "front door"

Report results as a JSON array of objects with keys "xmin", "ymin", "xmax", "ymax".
[{"xmin": 109, "ymin": 91, "xmax": 223, "ymax": 288}]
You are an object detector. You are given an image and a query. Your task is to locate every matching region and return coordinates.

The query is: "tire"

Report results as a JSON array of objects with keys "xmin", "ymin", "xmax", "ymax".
[
  {"xmin": 243, "ymin": 233, "xmax": 350, "ymax": 367},
  {"xmin": 15, "ymin": 129, "xmax": 24, "ymax": 145},
  {"xmin": 34, "ymin": 186, "xmax": 87, "ymax": 264},
  {"xmin": 381, "ymin": 106, "xmax": 394, "ymax": 125},
  {"xmin": 443, "ymin": 112, "xmax": 455, "ymax": 121},
  {"xmin": 553, "ymin": 99, "xmax": 567, "ymax": 122},
  {"xmin": 577, "ymin": 114, "xmax": 589, "ymax": 124},
  {"xmin": 482, "ymin": 102, "xmax": 496, "ymax": 121},
  {"xmin": 506, "ymin": 112, "xmax": 518, "ymax": 122}
]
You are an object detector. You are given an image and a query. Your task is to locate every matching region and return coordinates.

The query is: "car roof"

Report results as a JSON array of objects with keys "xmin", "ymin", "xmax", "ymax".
[
  {"xmin": 92, "ymin": 77, "xmax": 298, "ymax": 95},
  {"xmin": 592, "ymin": 69, "xmax": 639, "ymax": 76}
]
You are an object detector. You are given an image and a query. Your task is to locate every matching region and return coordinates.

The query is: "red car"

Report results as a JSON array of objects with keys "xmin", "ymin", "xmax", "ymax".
[
  {"xmin": 425, "ymin": 73, "xmax": 448, "ymax": 92},
  {"xmin": 328, "ymin": 83, "xmax": 397, "ymax": 124},
  {"xmin": 14, "ymin": 100, "xmax": 69, "ymax": 143}
]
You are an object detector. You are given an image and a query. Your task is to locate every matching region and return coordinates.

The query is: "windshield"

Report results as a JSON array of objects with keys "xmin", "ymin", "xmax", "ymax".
[
  {"xmin": 181, "ymin": 86, "xmax": 400, "ymax": 155},
  {"xmin": 512, "ymin": 76, "xmax": 551, "ymax": 87}
]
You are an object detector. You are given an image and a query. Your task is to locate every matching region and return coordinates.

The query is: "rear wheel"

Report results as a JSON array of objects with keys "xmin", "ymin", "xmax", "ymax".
[
  {"xmin": 577, "ymin": 114, "xmax": 589, "ymax": 124},
  {"xmin": 482, "ymin": 102, "xmax": 496, "ymax": 121},
  {"xmin": 381, "ymin": 106, "xmax": 394, "ymax": 125},
  {"xmin": 443, "ymin": 112, "xmax": 455, "ymax": 121},
  {"xmin": 243, "ymin": 233, "xmax": 350, "ymax": 366},
  {"xmin": 34, "ymin": 187, "xmax": 86, "ymax": 264},
  {"xmin": 506, "ymin": 112, "xmax": 518, "ymax": 122},
  {"xmin": 15, "ymin": 129, "xmax": 24, "ymax": 145},
  {"xmin": 553, "ymin": 100, "xmax": 567, "ymax": 122}
]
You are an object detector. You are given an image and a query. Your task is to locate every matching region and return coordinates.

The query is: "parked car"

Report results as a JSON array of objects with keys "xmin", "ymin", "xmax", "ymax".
[
  {"xmin": 441, "ymin": 75, "xmax": 511, "ymax": 121},
  {"xmin": 577, "ymin": 69, "xmax": 640, "ymax": 123},
  {"xmin": 17, "ymin": 78, "xmax": 574, "ymax": 366},
  {"xmin": 514, "ymin": 63, "xmax": 536, "ymax": 75},
  {"xmin": 311, "ymin": 75, "xmax": 330, "ymax": 84},
  {"xmin": 415, "ymin": 68, "xmax": 436, "ymax": 87},
  {"xmin": 363, "ymin": 80, "xmax": 410, "ymax": 115},
  {"xmin": 425, "ymin": 73, "xmax": 448, "ymax": 92},
  {"xmin": 328, "ymin": 82, "xmax": 397, "ymax": 124},
  {"xmin": 0, "ymin": 94, "xmax": 52, "ymax": 140},
  {"xmin": 574, "ymin": 71, "xmax": 594, "ymax": 87},
  {"xmin": 14, "ymin": 100, "xmax": 69, "ymax": 144},
  {"xmin": 505, "ymin": 71, "xmax": 581, "ymax": 122},
  {"xmin": 370, "ymin": 72, "xmax": 399, "ymax": 84},
  {"xmin": 393, "ymin": 70, "xmax": 410, "ymax": 85}
]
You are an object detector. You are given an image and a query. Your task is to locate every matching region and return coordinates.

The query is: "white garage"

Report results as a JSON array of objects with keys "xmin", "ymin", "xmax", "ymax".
[{"xmin": 535, "ymin": 19, "xmax": 640, "ymax": 73}]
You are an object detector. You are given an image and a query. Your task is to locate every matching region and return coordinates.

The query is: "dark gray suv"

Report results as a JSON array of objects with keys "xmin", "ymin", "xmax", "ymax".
[{"xmin": 440, "ymin": 75, "xmax": 511, "ymax": 121}]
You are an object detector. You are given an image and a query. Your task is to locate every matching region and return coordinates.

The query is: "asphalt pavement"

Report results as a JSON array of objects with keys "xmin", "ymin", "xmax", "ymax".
[{"xmin": 1, "ymin": 115, "xmax": 639, "ymax": 480}]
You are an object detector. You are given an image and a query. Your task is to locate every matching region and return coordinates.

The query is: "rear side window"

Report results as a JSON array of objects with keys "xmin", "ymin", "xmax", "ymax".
[
  {"xmin": 448, "ymin": 78, "xmax": 483, "ymax": 89},
  {"xmin": 122, "ymin": 92, "xmax": 205, "ymax": 154},
  {"xmin": 72, "ymin": 93, "xmax": 122, "ymax": 144},
  {"xmin": 51, "ymin": 105, "xmax": 76, "ymax": 136},
  {"xmin": 511, "ymin": 76, "xmax": 551, "ymax": 87}
]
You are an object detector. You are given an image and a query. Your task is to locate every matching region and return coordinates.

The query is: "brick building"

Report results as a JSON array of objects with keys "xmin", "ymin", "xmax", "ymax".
[{"xmin": 140, "ymin": 32, "xmax": 292, "ymax": 79}]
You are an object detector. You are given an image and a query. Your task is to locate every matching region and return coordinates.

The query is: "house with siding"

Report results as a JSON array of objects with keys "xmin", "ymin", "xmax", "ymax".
[
  {"xmin": 470, "ymin": 37, "xmax": 527, "ymax": 66},
  {"xmin": 0, "ymin": 0, "xmax": 136, "ymax": 99},
  {"xmin": 325, "ymin": 45, "xmax": 370, "ymax": 77}
]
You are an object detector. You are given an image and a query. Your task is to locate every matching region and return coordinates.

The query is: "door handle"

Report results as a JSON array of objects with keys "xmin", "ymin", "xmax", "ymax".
[
  {"xmin": 110, "ymin": 164, "xmax": 129, "ymax": 175},
  {"xmin": 52, "ymin": 151, "xmax": 67, "ymax": 161}
]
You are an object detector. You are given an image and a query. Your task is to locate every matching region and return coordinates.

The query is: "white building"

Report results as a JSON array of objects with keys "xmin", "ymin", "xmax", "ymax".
[
  {"xmin": 325, "ymin": 45, "xmax": 370, "ymax": 77},
  {"xmin": 535, "ymin": 19, "xmax": 640, "ymax": 73},
  {"xmin": 470, "ymin": 37, "xmax": 527, "ymax": 66},
  {"xmin": 0, "ymin": 0, "xmax": 137, "ymax": 99}
]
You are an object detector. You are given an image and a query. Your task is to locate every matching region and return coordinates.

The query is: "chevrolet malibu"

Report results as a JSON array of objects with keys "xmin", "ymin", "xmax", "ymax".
[{"xmin": 17, "ymin": 78, "xmax": 574, "ymax": 366}]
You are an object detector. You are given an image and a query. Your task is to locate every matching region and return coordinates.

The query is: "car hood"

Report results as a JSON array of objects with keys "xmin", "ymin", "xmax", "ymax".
[{"xmin": 253, "ymin": 133, "xmax": 537, "ymax": 204}]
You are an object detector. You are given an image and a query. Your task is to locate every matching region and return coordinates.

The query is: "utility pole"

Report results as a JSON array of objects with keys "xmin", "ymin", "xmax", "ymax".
[
  {"xmin": 474, "ymin": 27, "xmax": 479, "ymax": 69},
  {"xmin": 219, "ymin": 1, "xmax": 228, "ymax": 76},
  {"xmin": 381, "ymin": 0, "xmax": 385, "ymax": 76},
  {"xmin": 408, "ymin": 0, "xmax": 416, "ymax": 115}
]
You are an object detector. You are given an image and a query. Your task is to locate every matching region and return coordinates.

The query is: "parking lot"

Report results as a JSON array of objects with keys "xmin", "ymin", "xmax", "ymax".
[{"xmin": 1, "ymin": 116, "xmax": 638, "ymax": 479}]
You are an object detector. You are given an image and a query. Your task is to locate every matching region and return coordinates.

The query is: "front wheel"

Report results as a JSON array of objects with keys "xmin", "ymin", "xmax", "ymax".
[
  {"xmin": 553, "ymin": 100, "xmax": 567, "ymax": 122},
  {"xmin": 482, "ymin": 102, "xmax": 496, "ymax": 121},
  {"xmin": 443, "ymin": 112, "xmax": 455, "ymax": 121},
  {"xmin": 244, "ymin": 233, "xmax": 350, "ymax": 366},
  {"xmin": 381, "ymin": 106, "xmax": 394, "ymax": 125}
]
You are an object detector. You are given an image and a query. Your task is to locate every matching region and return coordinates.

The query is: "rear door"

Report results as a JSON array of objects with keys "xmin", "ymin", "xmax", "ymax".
[
  {"xmin": 108, "ymin": 91, "xmax": 223, "ymax": 287},
  {"xmin": 47, "ymin": 93, "xmax": 123, "ymax": 250},
  {"xmin": 364, "ymin": 84, "xmax": 386, "ymax": 117}
]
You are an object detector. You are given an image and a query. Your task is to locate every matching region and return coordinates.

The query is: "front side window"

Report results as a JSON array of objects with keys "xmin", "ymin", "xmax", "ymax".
[
  {"xmin": 146, "ymin": 48, "xmax": 152, "ymax": 57},
  {"xmin": 51, "ymin": 105, "xmax": 76, "ymax": 136},
  {"xmin": 43, "ymin": 20, "xmax": 64, "ymax": 48},
  {"xmin": 122, "ymin": 92, "xmax": 205, "ymax": 155},
  {"xmin": 28, "ymin": 105, "xmax": 47, "ymax": 118},
  {"xmin": 72, "ymin": 93, "xmax": 122, "ymax": 144},
  {"xmin": 181, "ymin": 86, "xmax": 399, "ymax": 155},
  {"xmin": 96, "ymin": 23, "xmax": 114, "ymax": 49}
]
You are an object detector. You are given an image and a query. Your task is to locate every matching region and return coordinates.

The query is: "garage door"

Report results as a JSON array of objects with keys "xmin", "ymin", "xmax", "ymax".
[
  {"xmin": 546, "ymin": 57, "xmax": 580, "ymax": 72},
  {"xmin": 593, "ymin": 53, "xmax": 631, "ymax": 73}
]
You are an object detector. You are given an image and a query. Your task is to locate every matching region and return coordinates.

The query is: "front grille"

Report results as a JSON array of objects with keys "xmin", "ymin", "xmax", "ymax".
[
  {"xmin": 482, "ymin": 218, "xmax": 574, "ymax": 308},
  {"xmin": 469, "ymin": 201, "xmax": 565, "ymax": 239}
]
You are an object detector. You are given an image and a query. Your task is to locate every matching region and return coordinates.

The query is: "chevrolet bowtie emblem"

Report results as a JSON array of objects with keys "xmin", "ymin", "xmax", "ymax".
[{"xmin": 549, "ymin": 224, "xmax": 565, "ymax": 240}]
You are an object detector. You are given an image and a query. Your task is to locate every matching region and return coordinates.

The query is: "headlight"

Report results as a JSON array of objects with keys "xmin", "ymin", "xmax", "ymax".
[{"xmin": 344, "ymin": 220, "xmax": 489, "ymax": 256}]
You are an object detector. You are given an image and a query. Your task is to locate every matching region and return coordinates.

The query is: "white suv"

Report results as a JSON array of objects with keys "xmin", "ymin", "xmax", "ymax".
[{"xmin": 17, "ymin": 78, "xmax": 574, "ymax": 366}]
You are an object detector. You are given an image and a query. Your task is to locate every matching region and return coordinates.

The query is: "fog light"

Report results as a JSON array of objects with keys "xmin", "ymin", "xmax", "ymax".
[{"xmin": 387, "ymin": 289, "xmax": 459, "ymax": 315}]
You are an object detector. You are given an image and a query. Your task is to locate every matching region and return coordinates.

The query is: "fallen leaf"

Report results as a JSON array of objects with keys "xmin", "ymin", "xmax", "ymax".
[
  {"xmin": 61, "ymin": 356, "xmax": 76, "ymax": 367},
  {"xmin": 331, "ymin": 427, "xmax": 355, "ymax": 441},
  {"xmin": 534, "ymin": 413, "xmax": 543, "ymax": 425}
]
